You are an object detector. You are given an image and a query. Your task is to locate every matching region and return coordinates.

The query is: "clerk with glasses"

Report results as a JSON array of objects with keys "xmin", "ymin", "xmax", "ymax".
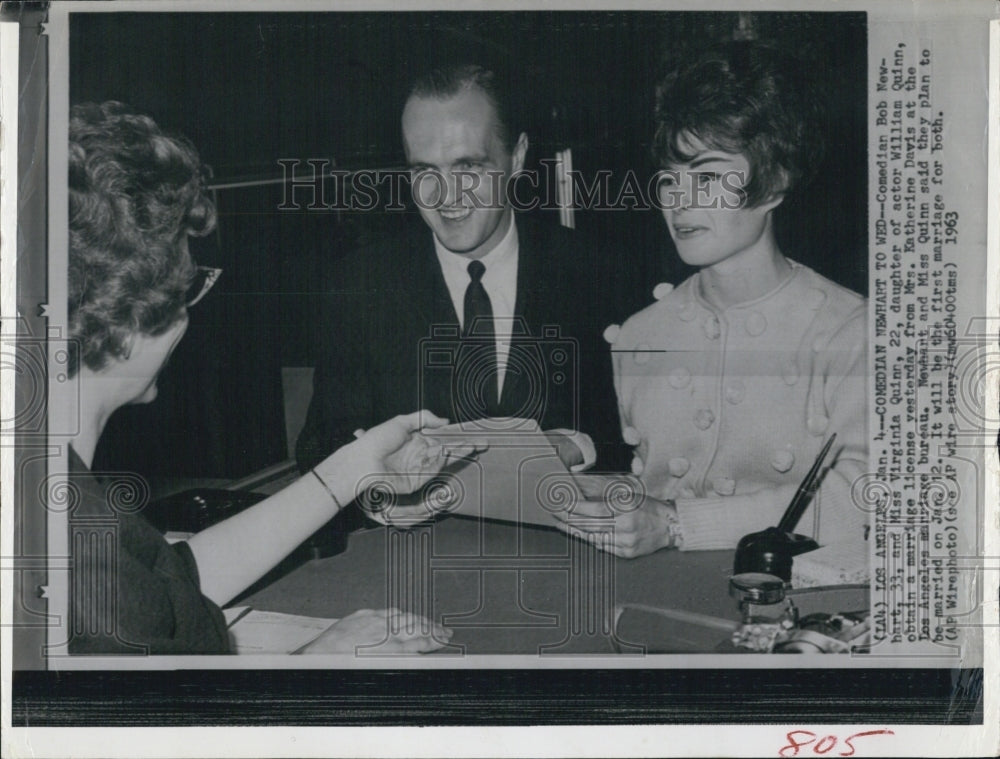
[{"xmin": 65, "ymin": 101, "xmax": 479, "ymax": 654}]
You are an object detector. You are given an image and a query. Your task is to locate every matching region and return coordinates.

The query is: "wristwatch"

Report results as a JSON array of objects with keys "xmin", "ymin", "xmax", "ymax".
[{"xmin": 664, "ymin": 500, "xmax": 684, "ymax": 549}]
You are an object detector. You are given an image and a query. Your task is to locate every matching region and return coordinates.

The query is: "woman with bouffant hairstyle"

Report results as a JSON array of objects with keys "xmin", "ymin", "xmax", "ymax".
[
  {"xmin": 650, "ymin": 42, "xmax": 826, "ymax": 211},
  {"xmin": 67, "ymin": 102, "xmax": 479, "ymax": 654},
  {"xmin": 558, "ymin": 42, "xmax": 867, "ymax": 561}
]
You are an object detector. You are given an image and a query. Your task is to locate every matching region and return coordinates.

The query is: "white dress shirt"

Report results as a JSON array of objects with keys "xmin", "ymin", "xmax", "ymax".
[
  {"xmin": 429, "ymin": 214, "xmax": 595, "ymax": 473},
  {"xmin": 433, "ymin": 214, "xmax": 518, "ymax": 398}
]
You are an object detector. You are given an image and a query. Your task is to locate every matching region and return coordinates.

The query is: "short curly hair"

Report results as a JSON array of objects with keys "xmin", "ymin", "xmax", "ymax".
[
  {"xmin": 652, "ymin": 41, "xmax": 825, "ymax": 208},
  {"xmin": 68, "ymin": 101, "xmax": 216, "ymax": 376}
]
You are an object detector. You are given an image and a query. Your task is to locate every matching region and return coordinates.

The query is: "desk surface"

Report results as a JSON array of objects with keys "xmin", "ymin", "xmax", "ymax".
[{"xmin": 244, "ymin": 513, "xmax": 739, "ymax": 655}]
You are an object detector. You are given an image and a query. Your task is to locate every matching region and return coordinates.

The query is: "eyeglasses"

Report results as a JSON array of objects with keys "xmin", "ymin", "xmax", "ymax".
[{"xmin": 185, "ymin": 266, "xmax": 223, "ymax": 307}]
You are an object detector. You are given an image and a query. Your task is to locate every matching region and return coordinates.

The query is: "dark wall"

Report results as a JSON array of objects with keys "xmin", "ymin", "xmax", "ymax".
[{"xmin": 72, "ymin": 11, "xmax": 867, "ymax": 478}]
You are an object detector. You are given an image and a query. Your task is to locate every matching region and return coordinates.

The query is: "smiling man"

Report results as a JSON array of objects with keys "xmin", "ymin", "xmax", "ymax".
[
  {"xmin": 402, "ymin": 76, "xmax": 525, "ymax": 259},
  {"xmin": 297, "ymin": 64, "xmax": 639, "ymax": 501}
]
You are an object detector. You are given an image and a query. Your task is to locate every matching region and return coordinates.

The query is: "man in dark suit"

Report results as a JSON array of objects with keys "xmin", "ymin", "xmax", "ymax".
[{"xmin": 297, "ymin": 64, "xmax": 639, "ymax": 481}]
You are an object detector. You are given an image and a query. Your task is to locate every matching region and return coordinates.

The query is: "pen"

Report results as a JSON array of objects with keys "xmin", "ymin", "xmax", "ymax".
[
  {"xmin": 776, "ymin": 433, "xmax": 837, "ymax": 533},
  {"xmin": 225, "ymin": 605, "xmax": 253, "ymax": 629},
  {"xmin": 289, "ymin": 619, "xmax": 341, "ymax": 655}
]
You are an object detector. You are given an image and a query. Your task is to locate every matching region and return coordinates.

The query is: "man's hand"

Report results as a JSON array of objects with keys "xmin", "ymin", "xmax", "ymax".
[
  {"xmin": 548, "ymin": 473, "xmax": 680, "ymax": 558},
  {"xmin": 319, "ymin": 411, "xmax": 486, "ymax": 496},
  {"xmin": 301, "ymin": 607, "xmax": 453, "ymax": 654},
  {"xmin": 544, "ymin": 431, "xmax": 585, "ymax": 470}
]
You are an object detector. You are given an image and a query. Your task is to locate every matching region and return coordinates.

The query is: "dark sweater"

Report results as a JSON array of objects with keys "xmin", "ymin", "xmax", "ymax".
[{"xmin": 67, "ymin": 448, "xmax": 229, "ymax": 655}]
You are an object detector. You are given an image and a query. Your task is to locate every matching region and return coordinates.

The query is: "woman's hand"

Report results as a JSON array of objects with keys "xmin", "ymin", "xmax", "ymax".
[
  {"xmin": 318, "ymin": 411, "xmax": 486, "ymax": 497},
  {"xmin": 300, "ymin": 607, "xmax": 453, "ymax": 654},
  {"xmin": 548, "ymin": 473, "xmax": 681, "ymax": 558}
]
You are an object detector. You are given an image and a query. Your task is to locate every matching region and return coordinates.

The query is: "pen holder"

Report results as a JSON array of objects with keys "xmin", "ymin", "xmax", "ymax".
[{"xmin": 733, "ymin": 526, "xmax": 819, "ymax": 583}]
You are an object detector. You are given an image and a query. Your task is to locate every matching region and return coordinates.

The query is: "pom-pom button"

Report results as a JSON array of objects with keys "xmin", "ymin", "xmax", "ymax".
[
  {"xmin": 807, "ymin": 414, "xmax": 830, "ymax": 435},
  {"xmin": 693, "ymin": 408, "xmax": 715, "ymax": 430},
  {"xmin": 713, "ymin": 477, "xmax": 736, "ymax": 496},
  {"xmin": 668, "ymin": 366, "xmax": 691, "ymax": 389},
  {"xmin": 668, "ymin": 457, "xmax": 690, "ymax": 477},
  {"xmin": 745, "ymin": 311, "xmax": 767, "ymax": 336},
  {"xmin": 806, "ymin": 287, "xmax": 827, "ymax": 310},
  {"xmin": 652, "ymin": 282, "xmax": 674, "ymax": 300},
  {"xmin": 770, "ymin": 449, "xmax": 795, "ymax": 473},
  {"xmin": 724, "ymin": 379, "xmax": 746, "ymax": 404}
]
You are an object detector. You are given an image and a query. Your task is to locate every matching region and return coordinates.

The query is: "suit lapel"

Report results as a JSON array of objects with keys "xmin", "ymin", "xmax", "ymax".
[
  {"xmin": 398, "ymin": 216, "xmax": 556, "ymax": 417},
  {"xmin": 390, "ymin": 228, "xmax": 458, "ymax": 327},
  {"xmin": 386, "ymin": 228, "xmax": 460, "ymax": 420}
]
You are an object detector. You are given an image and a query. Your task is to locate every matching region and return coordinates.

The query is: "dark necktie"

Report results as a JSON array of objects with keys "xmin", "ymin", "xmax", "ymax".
[{"xmin": 461, "ymin": 260, "xmax": 498, "ymax": 412}]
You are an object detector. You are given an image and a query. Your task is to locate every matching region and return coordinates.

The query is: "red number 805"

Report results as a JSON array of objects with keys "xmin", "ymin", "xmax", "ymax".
[{"xmin": 779, "ymin": 729, "xmax": 895, "ymax": 757}]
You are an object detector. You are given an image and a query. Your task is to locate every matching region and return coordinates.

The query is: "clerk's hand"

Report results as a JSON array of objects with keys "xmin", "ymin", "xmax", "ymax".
[
  {"xmin": 322, "ymin": 411, "xmax": 485, "ymax": 496},
  {"xmin": 301, "ymin": 607, "xmax": 453, "ymax": 654},
  {"xmin": 548, "ymin": 473, "xmax": 680, "ymax": 559}
]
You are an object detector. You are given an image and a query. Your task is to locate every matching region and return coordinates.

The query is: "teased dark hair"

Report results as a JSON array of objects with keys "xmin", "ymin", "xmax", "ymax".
[
  {"xmin": 652, "ymin": 41, "xmax": 825, "ymax": 207},
  {"xmin": 408, "ymin": 63, "xmax": 517, "ymax": 151},
  {"xmin": 68, "ymin": 101, "xmax": 216, "ymax": 376}
]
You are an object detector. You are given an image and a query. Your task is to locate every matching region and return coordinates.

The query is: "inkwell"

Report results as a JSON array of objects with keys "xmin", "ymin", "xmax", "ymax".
[
  {"xmin": 728, "ymin": 434, "xmax": 837, "ymax": 651},
  {"xmin": 731, "ymin": 433, "xmax": 836, "ymax": 582}
]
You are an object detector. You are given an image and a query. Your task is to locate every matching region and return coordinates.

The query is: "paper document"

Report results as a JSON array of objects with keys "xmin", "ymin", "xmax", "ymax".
[
  {"xmin": 359, "ymin": 417, "xmax": 584, "ymax": 529},
  {"xmin": 223, "ymin": 607, "xmax": 338, "ymax": 654}
]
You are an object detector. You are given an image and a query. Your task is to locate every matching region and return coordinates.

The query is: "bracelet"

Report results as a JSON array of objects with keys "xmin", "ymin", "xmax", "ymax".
[
  {"xmin": 666, "ymin": 519, "xmax": 684, "ymax": 550},
  {"xmin": 310, "ymin": 468, "xmax": 343, "ymax": 510},
  {"xmin": 664, "ymin": 500, "xmax": 684, "ymax": 549}
]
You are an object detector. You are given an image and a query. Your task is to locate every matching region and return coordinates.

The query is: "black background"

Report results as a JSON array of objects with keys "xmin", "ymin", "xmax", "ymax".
[
  {"xmin": 12, "ymin": 668, "xmax": 983, "ymax": 726},
  {"xmin": 72, "ymin": 11, "xmax": 869, "ymax": 479}
]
